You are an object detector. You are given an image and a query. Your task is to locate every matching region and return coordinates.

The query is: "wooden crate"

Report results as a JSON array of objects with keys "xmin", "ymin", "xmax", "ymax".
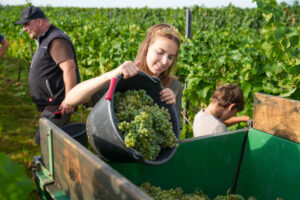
[{"xmin": 253, "ymin": 93, "xmax": 300, "ymax": 143}]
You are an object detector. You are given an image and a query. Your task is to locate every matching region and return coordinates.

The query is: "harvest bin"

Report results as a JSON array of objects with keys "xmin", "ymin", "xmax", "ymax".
[
  {"xmin": 86, "ymin": 71, "xmax": 180, "ymax": 165},
  {"xmin": 33, "ymin": 93, "xmax": 300, "ymax": 200}
]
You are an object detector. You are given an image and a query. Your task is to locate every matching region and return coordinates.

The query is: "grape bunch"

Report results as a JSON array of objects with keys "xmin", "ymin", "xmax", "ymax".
[
  {"xmin": 114, "ymin": 89, "xmax": 177, "ymax": 161},
  {"xmin": 140, "ymin": 182, "xmax": 210, "ymax": 200},
  {"xmin": 140, "ymin": 182, "xmax": 253, "ymax": 200}
]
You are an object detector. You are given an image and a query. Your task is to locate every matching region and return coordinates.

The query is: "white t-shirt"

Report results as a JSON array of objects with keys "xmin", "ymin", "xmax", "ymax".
[{"xmin": 193, "ymin": 109, "xmax": 227, "ymax": 137}]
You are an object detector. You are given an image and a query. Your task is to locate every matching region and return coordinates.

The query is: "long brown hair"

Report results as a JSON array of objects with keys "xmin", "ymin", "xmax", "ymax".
[{"xmin": 135, "ymin": 24, "xmax": 180, "ymax": 88}]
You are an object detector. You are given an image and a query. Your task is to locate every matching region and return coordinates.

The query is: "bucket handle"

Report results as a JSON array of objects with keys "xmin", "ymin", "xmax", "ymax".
[
  {"xmin": 105, "ymin": 77, "xmax": 117, "ymax": 101},
  {"xmin": 105, "ymin": 71, "xmax": 161, "ymax": 101}
]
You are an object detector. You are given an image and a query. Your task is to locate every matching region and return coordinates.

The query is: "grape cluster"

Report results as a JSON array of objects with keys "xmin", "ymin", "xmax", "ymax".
[
  {"xmin": 114, "ymin": 89, "xmax": 177, "ymax": 161},
  {"xmin": 213, "ymin": 194, "xmax": 246, "ymax": 200},
  {"xmin": 140, "ymin": 182, "xmax": 210, "ymax": 200},
  {"xmin": 140, "ymin": 182, "xmax": 254, "ymax": 200}
]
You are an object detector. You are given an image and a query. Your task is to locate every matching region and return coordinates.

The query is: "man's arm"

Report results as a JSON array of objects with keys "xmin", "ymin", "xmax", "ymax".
[
  {"xmin": 59, "ymin": 59, "xmax": 78, "ymax": 115},
  {"xmin": 0, "ymin": 37, "xmax": 9, "ymax": 58},
  {"xmin": 49, "ymin": 38, "xmax": 77, "ymax": 115}
]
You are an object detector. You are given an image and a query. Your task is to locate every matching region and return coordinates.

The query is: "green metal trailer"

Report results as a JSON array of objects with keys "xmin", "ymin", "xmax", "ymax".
[{"xmin": 34, "ymin": 93, "xmax": 300, "ymax": 200}]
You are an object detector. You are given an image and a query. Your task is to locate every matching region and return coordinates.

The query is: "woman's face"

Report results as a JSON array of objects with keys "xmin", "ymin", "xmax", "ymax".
[{"xmin": 146, "ymin": 36, "xmax": 178, "ymax": 77}]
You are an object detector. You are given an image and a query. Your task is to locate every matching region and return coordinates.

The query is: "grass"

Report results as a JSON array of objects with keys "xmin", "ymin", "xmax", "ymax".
[{"xmin": 0, "ymin": 57, "xmax": 42, "ymax": 199}]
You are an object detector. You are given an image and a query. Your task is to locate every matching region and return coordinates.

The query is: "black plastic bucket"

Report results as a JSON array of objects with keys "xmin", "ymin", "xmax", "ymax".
[
  {"xmin": 87, "ymin": 71, "xmax": 180, "ymax": 165},
  {"xmin": 61, "ymin": 123, "xmax": 88, "ymax": 147}
]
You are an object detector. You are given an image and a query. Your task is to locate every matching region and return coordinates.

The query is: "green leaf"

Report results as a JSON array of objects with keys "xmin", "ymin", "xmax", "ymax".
[
  {"xmin": 261, "ymin": 42, "xmax": 273, "ymax": 58},
  {"xmin": 288, "ymin": 35, "xmax": 299, "ymax": 48},
  {"xmin": 274, "ymin": 28, "xmax": 286, "ymax": 41},
  {"xmin": 273, "ymin": 63, "xmax": 284, "ymax": 74},
  {"xmin": 279, "ymin": 87, "xmax": 297, "ymax": 98},
  {"xmin": 241, "ymin": 82, "xmax": 252, "ymax": 98},
  {"xmin": 263, "ymin": 13, "xmax": 273, "ymax": 22},
  {"xmin": 197, "ymin": 85, "xmax": 212, "ymax": 100},
  {"xmin": 218, "ymin": 56, "xmax": 226, "ymax": 65}
]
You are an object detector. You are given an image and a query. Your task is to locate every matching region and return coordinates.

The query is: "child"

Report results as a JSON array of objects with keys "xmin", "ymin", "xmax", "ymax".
[
  {"xmin": 193, "ymin": 84, "xmax": 248, "ymax": 137},
  {"xmin": 65, "ymin": 24, "xmax": 182, "ymax": 119}
]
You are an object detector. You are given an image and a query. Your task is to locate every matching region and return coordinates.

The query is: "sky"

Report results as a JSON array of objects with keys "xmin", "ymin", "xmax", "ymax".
[{"xmin": 1, "ymin": 0, "xmax": 299, "ymax": 9}]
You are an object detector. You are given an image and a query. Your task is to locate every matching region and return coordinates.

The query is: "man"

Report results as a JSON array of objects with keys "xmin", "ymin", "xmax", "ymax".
[
  {"xmin": 0, "ymin": 34, "xmax": 9, "ymax": 58},
  {"xmin": 15, "ymin": 6, "xmax": 80, "ymax": 144}
]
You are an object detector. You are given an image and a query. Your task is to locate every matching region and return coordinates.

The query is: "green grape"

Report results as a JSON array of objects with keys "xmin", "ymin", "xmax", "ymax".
[
  {"xmin": 114, "ymin": 89, "xmax": 177, "ymax": 161},
  {"xmin": 140, "ymin": 182, "xmax": 210, "ymax": 200},
  {"xmin": 140, "ymin": 182, "xmax": 258, "ymax": 200},
  {"xmin": 213, "ymin": 194, "xmax": 245, "ymax": 200}
]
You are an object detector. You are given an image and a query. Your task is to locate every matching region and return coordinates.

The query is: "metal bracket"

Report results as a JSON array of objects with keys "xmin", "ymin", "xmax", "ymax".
[
  {"xmin": 34, "ymin": 127, "xmax": 54, "ymax": 189},
  {"xmin": 247, "ymin": 119, "xmax": 253, "ymax": 129},
  {"xmin": 47, "ymin": 127, "xmax": 54, "ymax": 179},
  {"xmin": 33, "ymin": 127, "xmax": 69, "ymax": 199}
]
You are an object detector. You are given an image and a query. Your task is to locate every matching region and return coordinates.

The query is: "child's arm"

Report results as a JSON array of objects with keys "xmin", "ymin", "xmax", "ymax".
[{"xmin": 223, "ymin": 116, "xmax": 250, "ymax": 127}]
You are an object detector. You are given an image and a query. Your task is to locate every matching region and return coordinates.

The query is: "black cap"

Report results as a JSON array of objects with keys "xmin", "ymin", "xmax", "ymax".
[{"xmin": 15, "ymin": 6, "xmax": 46, "ymax": 25}]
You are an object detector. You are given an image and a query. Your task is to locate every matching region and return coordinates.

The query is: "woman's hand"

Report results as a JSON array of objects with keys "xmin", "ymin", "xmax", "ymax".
[
  {"xmin": 160, "ymin": 88, "xmax": 176, "ymax": 105},
  {"xmin": 59, "ymin": 99, "xmax": 74, "ymax": 115},
  {"xmin": 114, "ymin": 60, "xmax": 140, "ymax": 79}
]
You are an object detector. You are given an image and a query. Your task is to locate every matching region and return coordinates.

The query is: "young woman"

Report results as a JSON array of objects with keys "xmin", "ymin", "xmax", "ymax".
[{"xmin": 65, "ymin": 24, "xmax": 182, "ymax": 118}]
